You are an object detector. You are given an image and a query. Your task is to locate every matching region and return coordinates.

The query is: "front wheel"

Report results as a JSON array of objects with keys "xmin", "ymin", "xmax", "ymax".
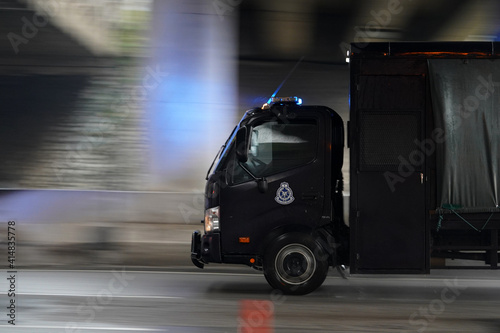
[{"xmin": 263, "ymin": 233, "xmax": 329, "ymax": 295}]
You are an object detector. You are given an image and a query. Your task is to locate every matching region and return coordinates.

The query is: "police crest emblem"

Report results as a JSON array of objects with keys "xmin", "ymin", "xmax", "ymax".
[{"xmin": 275, "ymin": 182, "xmax": 295, "ymax": 205}]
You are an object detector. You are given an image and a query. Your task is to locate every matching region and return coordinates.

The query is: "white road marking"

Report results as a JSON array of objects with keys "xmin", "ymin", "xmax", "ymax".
[
  {"xmin": 0, "ymin": 325, "xmax": 163, "ymax": 331},
  {"xmin": 16, "ymin": 269, "xmax": 261, "ymax": 277},
  {"xmin": 11, "ymin": 269, "xmax": 500, "ymax": 282},
  {"xmin": 16, "ymin": 293, "xmax": 182, "ymax": 299}
]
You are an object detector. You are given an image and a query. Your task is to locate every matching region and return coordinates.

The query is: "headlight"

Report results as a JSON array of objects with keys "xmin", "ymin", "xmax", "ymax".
[{"xmin": 204, "ymin": 206, "xmax": 220, "ymax": 233}]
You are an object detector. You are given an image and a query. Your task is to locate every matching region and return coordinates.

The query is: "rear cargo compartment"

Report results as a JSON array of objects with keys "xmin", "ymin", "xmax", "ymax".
[{"xmin": 349, "ymin": 42, "xmax": 500, "ymax": 273}]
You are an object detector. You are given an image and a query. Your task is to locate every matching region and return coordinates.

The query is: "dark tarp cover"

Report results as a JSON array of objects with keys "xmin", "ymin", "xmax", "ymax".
[{"xmin": 428, "ymin": 59, "xmax": 500, "ymax": 212}]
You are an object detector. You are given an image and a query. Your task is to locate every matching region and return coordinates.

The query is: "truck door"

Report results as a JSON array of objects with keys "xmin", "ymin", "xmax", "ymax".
[
  {"xmin": 351, "ymin": 75, "xmax": 428, "ymax": 273},
  {"xmin": 220, "ymin": 112, "xmax": 329, "ymax": 257}
]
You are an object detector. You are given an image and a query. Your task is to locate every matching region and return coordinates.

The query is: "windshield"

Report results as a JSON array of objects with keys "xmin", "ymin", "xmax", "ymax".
[
  {"xmin": 205, "ymin": 125, "xmax": 238, "ymax": 179},
  {"xmin": 231, "ymin": 119, "xmax": 318, "ymax": 184},
  {"xmin": 213, "ymin": 128, "xmax": 237, "ymax": 172},
  {"xmin": 206, "ymin": 111, "xmax": 251, "ymax": 178}
]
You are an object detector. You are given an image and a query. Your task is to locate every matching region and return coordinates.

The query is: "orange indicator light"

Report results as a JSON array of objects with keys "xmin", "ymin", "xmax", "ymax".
[
  {"xmin": 250, "ymin": 258, "xmax": 255, "ymax": 264},
  {"xmin": 239, "ymin": 237, "xmax": 250, "ymax": 243}
]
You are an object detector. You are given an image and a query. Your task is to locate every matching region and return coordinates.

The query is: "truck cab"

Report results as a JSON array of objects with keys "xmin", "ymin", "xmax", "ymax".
[{"xmin": 191, "ymin": 97, "xmax": 347, "ymax": 295}]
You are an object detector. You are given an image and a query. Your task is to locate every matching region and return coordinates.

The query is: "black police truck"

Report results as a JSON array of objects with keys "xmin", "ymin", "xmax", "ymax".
[{"xmin": 191, "ymin": 42, "xmax": 500, "ymax": 295}]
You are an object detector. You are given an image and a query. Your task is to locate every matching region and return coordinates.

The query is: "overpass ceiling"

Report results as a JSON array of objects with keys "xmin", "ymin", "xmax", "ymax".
[
  {"xmin": 0, "ymin": 0, "xmax": 98, "ymax": 74},
  {"xmin": 239, "ymin": 0, "xmax": 500, "ymax": 63},
  {"xmin": 1, "ymin": 0, "xmax": 499, "ymax": 68}
]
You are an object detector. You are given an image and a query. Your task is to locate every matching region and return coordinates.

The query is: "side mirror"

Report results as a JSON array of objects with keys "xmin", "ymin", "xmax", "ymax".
[
  {"xmin": 235, "ymin": 126, "xmax": 251, "ymax": 163},
  {"xmin": 257, "ymin": 178, "xmax": 268, "ymax": 193}
]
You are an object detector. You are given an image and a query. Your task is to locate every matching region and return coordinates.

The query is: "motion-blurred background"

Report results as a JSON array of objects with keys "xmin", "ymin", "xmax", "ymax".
[{"xmin": 0, "ymin": 0, "xmax": 499, "ymax": 267}]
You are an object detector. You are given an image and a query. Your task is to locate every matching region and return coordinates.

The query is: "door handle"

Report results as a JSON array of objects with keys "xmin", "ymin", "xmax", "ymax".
[{"xmin": 302, "ymin": 192, "xmax": 320, "ymax": 200}]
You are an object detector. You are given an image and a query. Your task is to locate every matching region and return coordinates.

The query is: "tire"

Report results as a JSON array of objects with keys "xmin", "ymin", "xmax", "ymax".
[{"xmin": 263, "ymin": 233, "xmax": 329, "ymax": 295}]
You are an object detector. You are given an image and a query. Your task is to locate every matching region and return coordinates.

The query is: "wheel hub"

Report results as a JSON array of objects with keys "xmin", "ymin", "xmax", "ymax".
[{"xmin": 275, "ymin": 243, "xmax": 316, "ymax": 285}]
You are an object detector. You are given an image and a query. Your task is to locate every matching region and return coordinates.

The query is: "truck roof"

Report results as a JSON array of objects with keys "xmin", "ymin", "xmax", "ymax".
[{"xmin": 350, "ymin": 41, "xmax": 500, "ymax": 59}]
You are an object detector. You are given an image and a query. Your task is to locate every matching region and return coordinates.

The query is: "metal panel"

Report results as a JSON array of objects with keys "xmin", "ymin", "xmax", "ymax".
[
  {"xmin": 352, "ymin": 75, "xmax": 427, "ymax": 273},
  {"xmin": 355, "ymin": 172, "xmax": 426, "ymax": 271},
  {"xmin": 359, "ymin": 112, "xmax": 420, "ymax": 171}
]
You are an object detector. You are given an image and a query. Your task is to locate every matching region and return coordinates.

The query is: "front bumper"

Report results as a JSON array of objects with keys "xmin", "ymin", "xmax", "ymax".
[
  {"xmin": 191, "ymin": 230, "xmax": 204, "ymax": 268},
  {"xmin": 191, "ymin": 230, "xmax": 222, "ymax": 269}
]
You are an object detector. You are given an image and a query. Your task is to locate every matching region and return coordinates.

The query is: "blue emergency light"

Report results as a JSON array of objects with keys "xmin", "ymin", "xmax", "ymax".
[{"xmin": 262, "ymin": 96, "xmax": 303, "ymax": 109}]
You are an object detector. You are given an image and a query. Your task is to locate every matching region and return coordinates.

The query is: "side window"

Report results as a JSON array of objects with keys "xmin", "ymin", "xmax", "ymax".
[{"xmin": 232, "ymin": 120, "xmax": 318, "ymax": 184}]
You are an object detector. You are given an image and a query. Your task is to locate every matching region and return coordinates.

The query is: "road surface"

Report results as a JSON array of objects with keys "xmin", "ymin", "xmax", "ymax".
[{"xmin": 0, "ymin": 267, "xmax": 499, "ymax": 332}]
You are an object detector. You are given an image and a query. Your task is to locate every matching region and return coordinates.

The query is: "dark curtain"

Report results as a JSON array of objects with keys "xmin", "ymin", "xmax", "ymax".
[{"xmin": 428, "ymin": 59, "xmax": 500, "ymax": 212}]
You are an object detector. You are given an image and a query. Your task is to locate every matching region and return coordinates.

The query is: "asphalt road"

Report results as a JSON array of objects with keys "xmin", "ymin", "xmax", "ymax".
[{"xmin": 0, "ymin": 268, "xmax": 499, "ymax": 332}]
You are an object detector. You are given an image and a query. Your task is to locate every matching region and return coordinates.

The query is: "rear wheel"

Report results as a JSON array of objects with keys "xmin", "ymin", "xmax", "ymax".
[{"xmin": 263, "ymin": 233, "xmax": 329, "ymax": 295}]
